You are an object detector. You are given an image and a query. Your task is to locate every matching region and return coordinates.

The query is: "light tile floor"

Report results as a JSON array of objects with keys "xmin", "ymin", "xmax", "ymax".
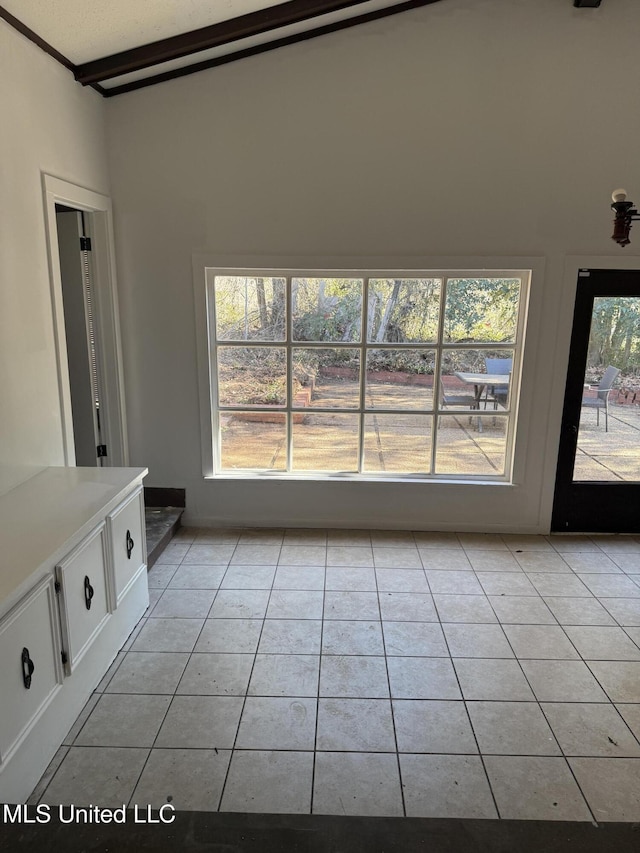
[{"xmin": 31, "ymin": 528, "xmax": 640, "ymax": 821}]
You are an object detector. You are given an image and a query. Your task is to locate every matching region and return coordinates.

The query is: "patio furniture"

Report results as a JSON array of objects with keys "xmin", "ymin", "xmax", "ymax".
[
  {"xmin": 442, "ymin": 376, "xmax": 486, "ymax": 431},
  {"xmin": 484, "ymin": 357, "xmax": 512, "ymax": 409},
  {"xmin": 581, "ymin": 365, "xmax": 620, "ymax": 432},
  {"xmin": 454, "ymin": 371, "xmax": 511, "ymax": 407},
  {"xmin": 440, "ymin": 379, "xmax": 479, "ymax": 411},
  {"xmin": 454, "ymin": 371, "xmax": 512, "ymax": 432}
]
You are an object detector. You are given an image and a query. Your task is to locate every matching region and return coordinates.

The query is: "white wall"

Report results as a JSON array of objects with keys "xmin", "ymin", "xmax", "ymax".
[
  {"xmin": 105, "ymin": 0, "xmax": 640, "ymax": 531},
  {"xmin": 0, "ymin": 21, "xmax": 110, "ymax": 469}
]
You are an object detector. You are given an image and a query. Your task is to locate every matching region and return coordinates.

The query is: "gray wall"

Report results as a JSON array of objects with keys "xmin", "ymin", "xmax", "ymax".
[
  {"xmin": 105, "ymin": 0, "xmax": 640, "ymax": 530},
  {"xmin": 0, "ymin": 21, "xmax": 109, "ymax": 475}
]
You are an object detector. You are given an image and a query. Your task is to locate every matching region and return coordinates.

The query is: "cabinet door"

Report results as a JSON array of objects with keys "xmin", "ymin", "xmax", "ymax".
[
  {"xmin": 56, "ymin": 523, "xmax": 110, "ymax": 672},
  {"xmin": 108, "ymin": 487, "xmax": 146, "ymax": 605},
  {"xmin": 0, "ymin": 578, "xmax": 63, "ymax": 765}
]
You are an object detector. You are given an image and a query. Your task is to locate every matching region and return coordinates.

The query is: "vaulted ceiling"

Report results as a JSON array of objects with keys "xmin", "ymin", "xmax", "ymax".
[{"xmin": 0, "ymin": 0, "xmax": 446, "ymax": 96}]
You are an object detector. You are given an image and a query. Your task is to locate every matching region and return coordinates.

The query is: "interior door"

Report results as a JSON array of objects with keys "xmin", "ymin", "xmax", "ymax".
[
  {"xmin": 56, "ymin": 207, "xmax": 105, "ymax": 466},
  {"xmin": 552, "ymin": 268, "xmax": 640, "ymax": 532}
]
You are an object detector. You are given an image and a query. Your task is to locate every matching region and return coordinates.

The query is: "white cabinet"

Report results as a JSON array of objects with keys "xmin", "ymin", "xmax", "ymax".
[
  {"xmin": 108, "ymin": 487, "xmax": 146, "ymax": 605},
  {"xmin": 56, "ymin": 523, "xmax": 111, "ymax": 672},
  {"xmin": 0, "ymin": 578, "xmax": 63, "ymax": 766},
  {"xmin": 0, "ymin": 466, "xmax": 148, "ymax": 804}
]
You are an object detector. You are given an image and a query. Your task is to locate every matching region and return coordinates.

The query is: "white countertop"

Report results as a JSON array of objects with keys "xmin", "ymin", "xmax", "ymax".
[
  {"xmin": 0, "ymin": 467, "xmax": 148, "ymax": 608},
  {"xmin": 0, "ymin": 465, "xmax": 46, "ymax": 499}
]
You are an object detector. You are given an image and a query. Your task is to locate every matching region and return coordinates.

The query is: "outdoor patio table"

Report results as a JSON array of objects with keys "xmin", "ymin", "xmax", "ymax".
[
  {"xmin": 454, "ymin": 372, "xmax": 511, "ymax": 405},
  {"xmin": 453, "ymin": 371, "xmax": 511, "ymax": 431}
]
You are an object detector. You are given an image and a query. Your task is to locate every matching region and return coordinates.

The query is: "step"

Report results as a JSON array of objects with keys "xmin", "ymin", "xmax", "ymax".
[{"xmin": 145, "ymin": 507, "xmax": 184, "ymax": 568}]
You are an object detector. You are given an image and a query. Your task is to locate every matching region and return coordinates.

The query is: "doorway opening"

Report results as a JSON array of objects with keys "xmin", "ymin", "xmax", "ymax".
[
  {"xmin": 552, "ymin": 268, "xmax": 640, "ymax": 532},
  {"xmin": 55, "ymin": 205, "xmax": 105, "ymax": 466},
  {"xmin": 43, "ymin": 175, "xmax": 128, "ymax": 467}
]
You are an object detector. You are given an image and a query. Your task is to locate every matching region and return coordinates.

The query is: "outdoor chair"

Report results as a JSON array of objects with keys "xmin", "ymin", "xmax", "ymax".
[
  {"xmin": 484, "ymin": 357, "xmax": 512, "ymax": 409},
  {"xmin": 439, "ymin": 379, "xmax": 481, "ymax": 430},
  {"xmin": 581, "ymin": 365, "xmax": 620, "ymax": 432}
]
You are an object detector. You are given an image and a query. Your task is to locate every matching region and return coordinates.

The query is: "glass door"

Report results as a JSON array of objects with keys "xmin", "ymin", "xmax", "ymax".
[{"xmin": 552, "ymin": 269, "xmax": 640, "ymax": 531}]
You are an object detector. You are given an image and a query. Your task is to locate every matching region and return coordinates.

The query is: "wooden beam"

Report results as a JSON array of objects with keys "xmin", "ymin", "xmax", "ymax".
[
  {"xmin": 75, "ymin": 0, "xmax": 417, "ymax": 85},
  {"xmin": 0, "ymin": 4, "xmax": 107, "ymax": 95},
  {"xmin": 101, "ymin": 0, "xmax": 444, "ymax": 96},
  {"xmin": 0, "ymin": 4, "xmax": 74, "ymax": 70}
]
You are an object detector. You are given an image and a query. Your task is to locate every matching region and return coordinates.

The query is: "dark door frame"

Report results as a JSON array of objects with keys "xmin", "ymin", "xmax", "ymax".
[{"xmin": 552, "ymin": 268, "xmax": 640, "ymax": 532}]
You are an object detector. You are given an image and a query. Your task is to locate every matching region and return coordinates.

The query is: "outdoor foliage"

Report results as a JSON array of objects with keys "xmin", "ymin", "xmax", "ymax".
[
  {"xmin": 214, "ymin": 276, "xmax": 286, "ymax": 341},
  {"xmin": 212, "ymin": 275, "xmax": 522, "ymax": 402},
  {"xmin": 292, "ymin": 278, "xmax": 362, "ymax": 343},
  {"xmin": 587, "ymin": 297, "xmax": 640, "ymax": 380},
  {"xmin": 443, "ymin": 279, "xmax": 520, "ymax": 343}
]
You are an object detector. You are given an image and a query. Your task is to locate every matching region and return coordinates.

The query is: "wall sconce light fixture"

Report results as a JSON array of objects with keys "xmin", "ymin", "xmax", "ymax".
[{"xmin": 611, "ymin": 189, "xmax": 640, "ymax": 247}]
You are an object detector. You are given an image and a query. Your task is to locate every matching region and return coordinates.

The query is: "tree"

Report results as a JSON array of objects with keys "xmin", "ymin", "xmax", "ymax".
[{"xmin": 587, "ymin": 297, "xmax": 640, "ymax": 373}]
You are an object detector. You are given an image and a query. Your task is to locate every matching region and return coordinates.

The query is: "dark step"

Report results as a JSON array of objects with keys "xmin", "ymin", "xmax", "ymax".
[{"xmin": 145, "ymin": 506, "xmax": 184, "ymax": 568}]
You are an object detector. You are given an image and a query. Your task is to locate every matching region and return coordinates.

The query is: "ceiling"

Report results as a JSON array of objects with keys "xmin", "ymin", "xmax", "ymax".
[{"xmin": 0, "ymin": 0, "xmax": 445, "ymax": 96}]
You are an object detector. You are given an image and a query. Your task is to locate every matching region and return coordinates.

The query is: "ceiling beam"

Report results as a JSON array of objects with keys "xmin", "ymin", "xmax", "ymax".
[
  {"xmin": 102, "ymin": 0, "xmax": 443, "ymax": 96},
  {"xmin": 0, "ymin": 4, "xmax": 74, "ymax": 70},
  {"xmin": 74, "ymin": 0, "xmax": 426, "ymax": 86},
  {"xmin": 0, "ymin": 4, "xmax": 107, "ymax": 94}
]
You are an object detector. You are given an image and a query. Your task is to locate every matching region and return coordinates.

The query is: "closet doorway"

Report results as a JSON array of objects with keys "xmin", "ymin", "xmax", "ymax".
[{"xmin": 43, "ymin": 175, "xmax": 128, "ymax": 467}]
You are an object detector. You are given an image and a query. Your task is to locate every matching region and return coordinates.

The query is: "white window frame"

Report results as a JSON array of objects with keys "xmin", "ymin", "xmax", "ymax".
[{"xmin": 194, "ymin": 257, "xmax": 532, "ymax": 484}]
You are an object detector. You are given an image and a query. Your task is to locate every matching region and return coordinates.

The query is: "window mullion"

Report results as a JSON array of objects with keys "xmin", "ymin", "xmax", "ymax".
[
  {"xmin": 431, "ymin": 277, "xmax": 449, "ymax": 476},
  {"xmin": 208, "ymin": 276, "xmax": 222, "ymax": 474},
  {"xmin": 286, "ymin": 277, "xmax": 293, "ymax": 473},
  {"xmin": 358, "ymin": 278, "xmax": 369, "ymax": 474}
]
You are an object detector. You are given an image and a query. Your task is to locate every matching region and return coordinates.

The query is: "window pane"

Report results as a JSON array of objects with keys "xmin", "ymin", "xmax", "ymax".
[
  {"xmin": 435, "ymin": 414, "xmax": 507, "ymax": 476},
  {"xmin": 440, "ymin": 350, "xmax": 514, "ymax": 412},
  {"xmin": 366, "ymin": 350, "xmax": 435, "ymax": 411},
  {"xmin": 363, "ymin": 414, "xmax": 432, "ymax": 474},
  {"xmin": 293, "ymin": 348, "xmax": 360, "ymax": 409},
  {"xmin": 292, "ymin": 414, "xmax": 359, "ymax": 471},
  {"xmin": 217, "ymin": 346, "xmax": 287, "ymax": 407},
  {"xmin": 292, "ymin": 278, "xmax": 362, "ymax": 342},
  {"xmin": 444, "ymin": 278, "xmax": 520, "ymax": 343},
  {"xmin": 368, "ymin": 279, "xmax": 441, "ymax": 343},
  {"xmin": 574, "ymin": 297, "xmax": 638, "ymax": 481},
  {"xmin": 214, "ymin": 276, "xmax": 286, "ymax": 341},
  {"xmin": 219, "ymin": 412, "xmax": 286, "ymax": 470},
  {"xmin": 205, "ymin": 267, "xmax": 525, "ymax": 482}
]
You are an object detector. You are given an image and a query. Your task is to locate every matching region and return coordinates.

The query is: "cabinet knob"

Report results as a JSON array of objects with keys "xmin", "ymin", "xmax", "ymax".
[
  {"xmin": 126, "ymin": 530, "xmax": 134, "ymax": 560},
  {"xmin": 21, "ymin": 647, "xmax": 35, "ymax": 689},
  {"xmin": 84, "ymin": 575, "xmax": 95, "ymax": 610}
]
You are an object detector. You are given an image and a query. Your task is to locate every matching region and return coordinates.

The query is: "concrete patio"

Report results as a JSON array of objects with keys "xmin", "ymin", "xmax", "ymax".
[
  {"xmin": 219, "ymin": 378, "xmax": 507, "ymax": 476},
  {"xmin": 576, "ymin": 403, "xmax": 640, "ymax": 482}
]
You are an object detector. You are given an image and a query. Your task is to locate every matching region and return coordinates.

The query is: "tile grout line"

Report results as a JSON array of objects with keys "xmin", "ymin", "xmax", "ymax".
[
  {"xmin": 133, "ymin": 532, "xmax": 239, "ymax": 807},
  {"xmin": 423, "ymin": 541, "xmax": 503, "ymax": 819},
  {"xmin": 375, "ymin": 542, "xmax": 407, "ymax": 819},
  {"xmin": 216, "ymin": 533, "xmax": 285, "ymax": 813},
  {"xmin": 126, "ymin": 534, "xmax": 239, "ymax": 809},
  {"xmin": 479, "ymin": 580, "xmax": 598, "ymax": 823},
  {"xmin": 309, "ymin": 548, "xmax": 328, "ymax": 816},
  {"xmin": 43, "ymin": 743, "xmax": 640, "ymax": 757}
]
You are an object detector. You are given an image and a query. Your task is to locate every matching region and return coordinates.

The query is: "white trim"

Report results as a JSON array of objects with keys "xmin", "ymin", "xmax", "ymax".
[
  {"xmin": 193, "ymin": 254, "xmax": 542, "ymax": 485},
  {"xmin": 193, "ymin": 254, "xmax": 215, "ymax": 478},
  {"xmin": 181, "ymin": 506, "xmax": 543, "ymax": 534},
  {"xmin": 42, "ymin": 175, "xmax": 129, "ymax": 467}
]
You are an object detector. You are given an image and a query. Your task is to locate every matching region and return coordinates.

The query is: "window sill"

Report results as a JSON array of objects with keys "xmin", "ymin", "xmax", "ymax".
[{"xmin": 203, "ymin": 472, "xmax": 515, "ymax": 486}]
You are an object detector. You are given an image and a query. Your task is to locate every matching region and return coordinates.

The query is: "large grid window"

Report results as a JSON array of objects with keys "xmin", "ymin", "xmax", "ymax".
[{"xmin": 205, "ymin": 269, "xmax": 529, "ymax": 480}]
